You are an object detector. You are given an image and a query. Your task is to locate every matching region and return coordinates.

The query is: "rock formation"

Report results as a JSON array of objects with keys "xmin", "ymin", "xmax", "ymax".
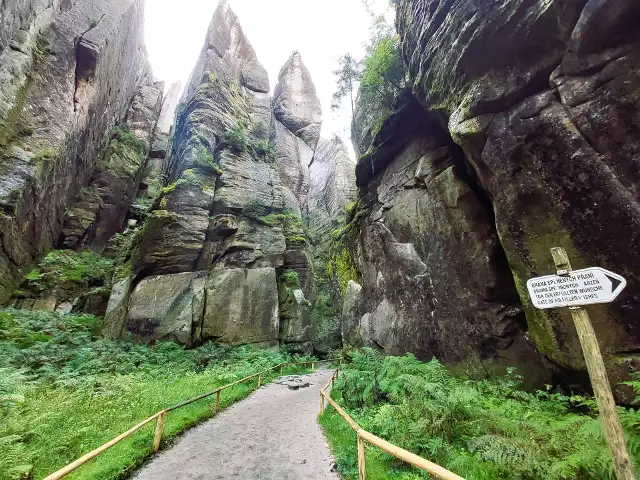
[
  {"xmin": 102, "ymin": 1, "xmax": 330, "ymax": 354},
  {"xmin": 0, "ymin": 0, "xmax": 158, "ymax": 304},
  {"xmin": 347, "ymin": 0, "xmax": 640, "ymax": 398},
  {"xmin": 347, "ymin": 90, "xmax": 547, "ymax": 383},
  {"xmin": 306, "ymin": 136, "xmax": 357, "ymax": 354},
  {"xmin": 307, "ymin": 136, "xmax": 357, "ymax": 234}
]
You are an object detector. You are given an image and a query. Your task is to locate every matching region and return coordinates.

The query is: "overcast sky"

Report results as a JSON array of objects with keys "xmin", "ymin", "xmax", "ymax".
[{"xmin": 144, "ymin": 0, "xmax": 387, "ymax": 148}]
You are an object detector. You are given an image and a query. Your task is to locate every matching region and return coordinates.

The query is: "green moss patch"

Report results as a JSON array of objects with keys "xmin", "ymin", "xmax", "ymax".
[{"xmin": 20, "ymin": 250, "xmax": 115, "ymax": 302}]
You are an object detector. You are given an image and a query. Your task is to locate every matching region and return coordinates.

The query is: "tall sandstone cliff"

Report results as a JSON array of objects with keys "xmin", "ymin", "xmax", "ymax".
[
  {"xmin": 346, "ymin": 0, "xmax": 640, "ymax": 399},
  {"xmin": 307, "ymin": 136, "xmax": 357, "ymax": 354},
  {"xmin": 103, "ymin": 2, "xmax": 329, "ymax": 354},
  {"xmin": 0, "ymin": 0, "xmax": 162, "ymax": 304}
]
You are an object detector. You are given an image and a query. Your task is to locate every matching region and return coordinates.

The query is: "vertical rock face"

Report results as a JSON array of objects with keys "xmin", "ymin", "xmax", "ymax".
[
  {"xmin": 61, "ymin": 80, "xmax": 165, "ymax": 250},
  {"xmin": 106, "ymin": 1, "xmax": 329, "ymax": 351},
  {"xmin": 306, "ymin": 136, "xmax": 356, "ymax": 354},
  {"xmin": 351, "ymin": 91, "xmax": 549, "ymax": 384},
  {"xmin": 0, "ymin": 0, "xmax": 156, "ymax": 303},
  {"xmin": 157, "ymin": 81, "xmax": 182, "ymax": 135},
  {"xmin": 272, "ymin": 51, "xmax": 322, "ymax": 204},
  {"xmin": 308, "ymin": 136, "xmax": 356, "ymax": 232},
  {"xmin": 347, "ymin": 0, "xmax": 640, "ymax": 398}
]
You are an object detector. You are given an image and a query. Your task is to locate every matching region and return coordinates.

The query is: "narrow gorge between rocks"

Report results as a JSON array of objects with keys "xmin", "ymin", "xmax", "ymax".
[{"xmin": 1, "ymin": 0, "xmax": 640, "ymax": 479}]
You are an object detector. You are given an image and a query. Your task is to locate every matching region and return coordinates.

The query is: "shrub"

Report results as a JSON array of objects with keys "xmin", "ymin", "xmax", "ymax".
[
  {"xmin": 279, "ymin": 270, "xmax": 301, "ymax": 290},
  {"xmin": 242, "ymin": 200, "xmax": 271, "ymax": 220},
  {"xmin": 221, "ymin": 122, "xmax": 248, "ymax": 153},
  {"xmin": 110, "ymin": 125, "xmax": 147, "ymax": 156},
  {"xmin": 250, "ymin": 121, "xmax": 269, "ymax": 140},
  {"xmin": 22, "ymin": 250, "xmax": 115, "ymax": 298},
  {"xmin": 160, "ymin": 179, "xmax": 185, "ymax": 196},
  {"xmin": 182, "ymin": 168, "xmax": 204, "ymax": 188},
  {"xmin": 249, "ymin": 138, "xmax": 277, "ymax": 162},
  {"xmin": 193, "ymin": 146, "xmax": 222, "ymax": 174}
]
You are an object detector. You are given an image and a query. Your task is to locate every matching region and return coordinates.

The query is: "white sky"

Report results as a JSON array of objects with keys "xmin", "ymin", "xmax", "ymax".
[{"xmin": 144, "ymin": 0, "xmax": 387, "ymax": 147}]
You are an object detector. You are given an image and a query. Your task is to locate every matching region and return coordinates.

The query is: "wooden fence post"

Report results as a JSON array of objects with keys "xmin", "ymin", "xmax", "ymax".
[
  {"xmin": 550, "ymin": 247, "xmax": 636, "ymax": 480},
  {"xmin": 357, "ymin": 432, "xmax": 366, "ymax": 480},
  {"xmin": 153, "ymin": 411, "xmax": 166, "ymax": 453},
  {"xmin": 320, "ymin": 393, "xmax": 325, "ymax": 415},
  {"xmin": 312, "ymin": 362, "xmax": 315, "ymax": 370},
  {"xmin": 280, "ymin": 364, "xmax": 284, "ymax": 376},
  {"xmin": 258, "ymin": 374, "xmax": 262, "ymax": 388},
  {"xmin": 213, "ymin": 390, "xmax": 220, "ymax": 414}
]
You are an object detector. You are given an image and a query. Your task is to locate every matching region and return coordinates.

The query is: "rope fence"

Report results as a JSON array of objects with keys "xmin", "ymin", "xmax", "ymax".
[
  {"xmin": 44, "ymin": 360, "xmax": 320, "ymax": 480},
  {"xmin": 319, "ymin": 368, "xmax": 465, "ymax": 480}
]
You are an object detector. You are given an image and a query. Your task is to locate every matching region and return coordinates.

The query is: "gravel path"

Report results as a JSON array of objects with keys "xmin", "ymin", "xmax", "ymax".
[{"xmin": 133, "ymin": 369, "xmax": 339, "ymax": 480}]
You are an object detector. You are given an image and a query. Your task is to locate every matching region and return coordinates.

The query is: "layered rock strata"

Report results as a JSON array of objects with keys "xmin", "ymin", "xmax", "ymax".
[
  {"xmin": 347, "ymin": 0, "xmax": 640, "ymax": 398},
  {"xmin": 0, "ymin": 0, "xmax": 156, "ymax": 303},
  {"xmin": 105, "ymin": 2, "xmax": 324, "ymax": 353}
]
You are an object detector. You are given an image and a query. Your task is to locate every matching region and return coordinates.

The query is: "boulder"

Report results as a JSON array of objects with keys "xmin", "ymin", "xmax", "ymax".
[
  {"xmin": 103, "ymin": 277, "xmax": 133, "ymax": 339},
  {"xmin": 279, "ymin": 287, "xmax": 312, "ymax": 343},
  {"xmin": 342, "ymin": 280, "xmax": 363, "ymax": 349}
]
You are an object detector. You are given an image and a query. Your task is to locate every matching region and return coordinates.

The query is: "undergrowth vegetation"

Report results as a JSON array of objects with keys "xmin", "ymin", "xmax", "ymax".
[
  {"xmin": 320, "ymin": 349, "xmax": 640, "ymax": 480},
  {"xmin": 16, "ymin": 249, "xmax": 115, "ymax": 308},
  {"xmin": 0, "ymin": 308, "xmax": 313, "ymax": 480}
]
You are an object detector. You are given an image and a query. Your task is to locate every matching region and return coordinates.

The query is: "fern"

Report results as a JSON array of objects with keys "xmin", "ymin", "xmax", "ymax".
[{"xmin": 325, "ymin": 351, "xmax": 640, "ymax": 479}]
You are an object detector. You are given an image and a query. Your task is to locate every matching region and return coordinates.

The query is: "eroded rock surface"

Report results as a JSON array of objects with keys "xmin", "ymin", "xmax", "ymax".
[
  {"xmin": 345, "ymin": 0, "xmax": 640, "ymax": 397},
  {"xmin": 353, "ymin": 92, "xmax": 548, "ymax": 383},
  {"xmin": 272, "ymin": 51, "xmax": 322, "ymax": 205},
  {"xmin": 0, "ymin": 0, "xmax": 154, "ymax": 302},
  {"xmin": 105, "ymin": 1, "xmax": 326, "ymax": 351},
  {"xmin": 307, "ymin": 136, "xmax": 357, "ymax": 354}
]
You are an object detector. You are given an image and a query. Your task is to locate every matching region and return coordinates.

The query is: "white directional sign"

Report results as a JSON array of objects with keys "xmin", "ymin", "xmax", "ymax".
[{"xmin": 527, "ymin": 267, "xmax": 626, "ymax": 309}]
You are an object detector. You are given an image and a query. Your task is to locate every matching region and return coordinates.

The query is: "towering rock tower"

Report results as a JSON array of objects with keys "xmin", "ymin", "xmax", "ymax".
[{"xmin": 104, "ymin": 1, "xmax": 325, "ymax": 352}]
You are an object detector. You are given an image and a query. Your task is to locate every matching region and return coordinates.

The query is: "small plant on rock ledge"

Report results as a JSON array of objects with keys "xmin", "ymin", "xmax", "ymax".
[
  {"xmin": 221, "ymin": 122, "xmax": 248, "ymax": 153},
  {"xmin": 110, "ymin": 125, "xmax": 148, "ymax": 156},
  {"xmin": 193, "ymin": 145, "xmax": 223, "ymax": 175},
  {"xmin": 249, "ymin": 138, "xmax": 277, "ymax": 162},
  {"xmin": 279, "ymin": 269, "xmax": 301, "ymax": 290}
]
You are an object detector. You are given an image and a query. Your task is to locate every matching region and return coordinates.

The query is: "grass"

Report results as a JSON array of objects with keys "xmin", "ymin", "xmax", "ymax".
[
  {"xmin": 320, "ymin": 349, "xmax": 640, "ymax": 480},
  {"xmin": 319, "ymin": 410, "xmax": 429, "ymax": 480},
  {"xmin": 0, "ymin": 309, "xmax": 314, "ymax": 480}
]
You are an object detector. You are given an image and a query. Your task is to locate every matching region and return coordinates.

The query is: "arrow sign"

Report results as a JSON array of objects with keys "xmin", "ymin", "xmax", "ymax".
[{"xmin": 526, "ymin": 267, "xmax": 626, "ymax": 310}]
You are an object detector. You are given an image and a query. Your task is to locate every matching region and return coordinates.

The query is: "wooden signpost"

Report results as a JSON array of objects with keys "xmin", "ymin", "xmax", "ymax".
[{"xmin": 527, "ymin": 248, "xmax": 635, "ymax": 480}]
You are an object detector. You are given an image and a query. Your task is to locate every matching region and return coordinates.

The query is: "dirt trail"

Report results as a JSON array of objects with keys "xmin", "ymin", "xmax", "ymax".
[{"xmin": 133, "ymin": 369, "xmax": 339, "ymax": 480}]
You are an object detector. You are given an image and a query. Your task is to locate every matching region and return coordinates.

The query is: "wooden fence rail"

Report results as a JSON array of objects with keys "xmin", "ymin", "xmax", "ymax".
[
  {"xmin": 44, "ymin": 360, "xmax": 320, "ymax": 480},
  {"xmin": 320, "ymin": 369, "xmax": 465, "ymax": 480}
]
